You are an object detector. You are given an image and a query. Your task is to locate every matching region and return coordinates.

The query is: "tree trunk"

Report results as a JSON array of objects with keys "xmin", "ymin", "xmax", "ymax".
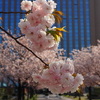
[
  {"xmin": 18, "ymin": 79, "xmax": 22, "ymax": 100},
  {"xmin": 30, "ymin": 87, "xmax": 34, "ymax": 98},
  {"xmin": 79, "ymin": 92, "xmax": 81, "ymax": 100},
  {"xmin": 88, "ymin": 86, "xmax": 92, "ymax": 100},
  {"xmin": 27, "ymin": 88, "xmax": 30, "ymax": 100},
  {"xmin": 22, "ymin": 87, "xmax": 25, "ymax": 100}
]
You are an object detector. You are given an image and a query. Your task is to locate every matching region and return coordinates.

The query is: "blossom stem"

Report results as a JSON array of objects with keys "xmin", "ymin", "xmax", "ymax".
[{"xmin": 0, "ymin": 26, "xmax": 49, "ymax": 66}]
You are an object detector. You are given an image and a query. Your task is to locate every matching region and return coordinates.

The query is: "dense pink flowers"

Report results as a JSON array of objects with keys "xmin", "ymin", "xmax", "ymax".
[
  {"xmin": 71, "ymin": 41, "xmax": 100, "ymax": 87},
  {"xmin": 0, "ymin": 0, "xmax": 85, "ymax": 96},
  {"xmin": 0, "ymin": 34, "xmax": 67, "ymax": 87},
  {"xmin": 21, "ymin": 0, "xmax": 32, "ymax": 11},
  {"xmin": 18, "ymin": 0, "xmax": 84, "ymax": 94},
  {"xmin": 19, "ymin": 0, "xmax": 59, "ymax": 52},
  {"xmin": 33, "ymin": 59, "xmax": 84, "ymax": 94}
]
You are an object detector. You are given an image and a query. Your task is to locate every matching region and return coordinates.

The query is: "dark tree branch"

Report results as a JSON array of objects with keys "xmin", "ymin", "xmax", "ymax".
[
  {"xmin": 92, "ymin": 80, "xmax": 100, "ymax": 87},
  {"xmin": 0, "ymin": 11, "xmax": 27, "ymax": 14},
  {"xmin": 15, "ymin": 34, "xmax": 25, "ymax": 39},
  {"xmin": 0, "ymin": 26, "xmax": 49, "ymax": 66},
  {"xmin": 94, "ymin": 72, "xmax": 100, "ymax": 78}
]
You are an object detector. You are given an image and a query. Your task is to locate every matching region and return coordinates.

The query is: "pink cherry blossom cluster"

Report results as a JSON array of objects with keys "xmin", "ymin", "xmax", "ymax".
[
  {"xmin": 33, "ymin": 59, "xmax": 84, "ymax": 94},
  {"xmin": 0, "ymin": 0, "xmax": 84, "ymax": 95},
  {"xmin": 19, "ymin": 0, "xmax": 59, "ymax": 52},
  {"xmin": 71, "ymin": 41, "xmax": 100, "ymax": 87},
  {"xmin": 0, "ymin": 33, "xmax": 68, "ymax": 88}
]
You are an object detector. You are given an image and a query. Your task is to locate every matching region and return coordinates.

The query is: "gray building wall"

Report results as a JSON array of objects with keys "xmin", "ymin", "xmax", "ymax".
[{"xmin": 90, "ymin": 0, "xmax": 100, "ymax": 45}]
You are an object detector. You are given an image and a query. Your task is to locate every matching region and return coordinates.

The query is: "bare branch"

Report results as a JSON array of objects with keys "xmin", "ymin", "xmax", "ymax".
[
  {"xmin": 0, "ymin": 11, "xmax": 27, "ymax": 14},
  {"xmin": 15, "ymin": 34, "xmax": 25, "ymax": 39},
  {"xmin": 0, "ymin": 26, "xmax": 49, "ymax": 66}
]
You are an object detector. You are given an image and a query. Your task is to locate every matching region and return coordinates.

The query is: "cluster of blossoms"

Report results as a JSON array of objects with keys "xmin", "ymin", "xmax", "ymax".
[
  {"xmin": 18, "ymin": 0, "xmax": 62, "ymax": 52},
  {"xmin": 33, "ymin": 59, "xmax": 84, "ymax": 94},
  {"xmin": 71, "ymin": 40, "xmax": 100, "ymax": 87},
  {"xmin": 17, "ymin": 0, "xmax": 84, "ymax": 95}
]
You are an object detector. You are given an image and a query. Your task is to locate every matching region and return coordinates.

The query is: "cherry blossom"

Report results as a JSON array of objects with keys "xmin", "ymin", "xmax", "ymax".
[
  {"xmin": 42, "ymin": 3, "xmax": 54, "ymax": 14},
  {"xmin": 0, "ymin": 33, "xmax": 68, "ymax": 88},
  {"xmin": 18, "ymin": 19, "xmax": 31, "ymax": 34},
  {"xmin": 21, "ymin": 0, "xmax": 32, "ymax": 11},
  {"xmin": 33, "ymin": 59, "xmax": 84, "ymax": 94},
  {"xmin": 42, "ymin": 14, "xmax": 55, "ymax": 28},
  {"xmin": 48, "ymin": 0, "xmax": 57, "ymax": 9},
  {"xmin": 71, "ymin": 41, "xmax": 100, "ymax": 87},
  {"xmin": 0, "ymin": 0, "xmax": 84, "ymax": 96},
  {"xmin": 19, "ymin": 0, "xmax": 65, "ymax": 52}
]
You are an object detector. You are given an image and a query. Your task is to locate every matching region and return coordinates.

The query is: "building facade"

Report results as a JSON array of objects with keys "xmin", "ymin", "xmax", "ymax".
[
  {"xmin": 89, "ymin": 0, "xmax": 100, "ymax": 45},
  {"xmin": 55, "ymin": 0, "xmax": 91, "ymax": 56}
]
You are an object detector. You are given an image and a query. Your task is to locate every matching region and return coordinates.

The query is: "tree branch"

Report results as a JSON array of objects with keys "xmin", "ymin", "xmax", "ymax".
[
  {"xmin": 92, "ymin": 80, "xmax": 100, "ymax": 87},
  {"xmin": 15, "ymin": 34, "xmax": 25, "ymax": 39},
  {"xmin": 94, "ymin": 72, "xmax": 100, "ymax": 78},
  {"xmin": 0, "ymin": 11, "xmax": 27, "ymax": 14},
  {"xmin": 0, "ymin": 26, "xmax": 49, "ymax": 66}
]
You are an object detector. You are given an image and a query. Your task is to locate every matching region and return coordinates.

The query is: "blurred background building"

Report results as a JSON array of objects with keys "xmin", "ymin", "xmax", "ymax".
[
  {"xmin": 0, "ymin": 0, "xmax": 100, "ymax": 85},
  {"xmin": 55, "ymin": 0, "xmax": 91, "ymax": 56}
]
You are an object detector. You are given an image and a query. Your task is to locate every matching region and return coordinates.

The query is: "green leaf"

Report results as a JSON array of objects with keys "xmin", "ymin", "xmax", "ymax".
[{"xmin": 46, "ymin": 30, "xmax": 60, "ymax": 42}]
